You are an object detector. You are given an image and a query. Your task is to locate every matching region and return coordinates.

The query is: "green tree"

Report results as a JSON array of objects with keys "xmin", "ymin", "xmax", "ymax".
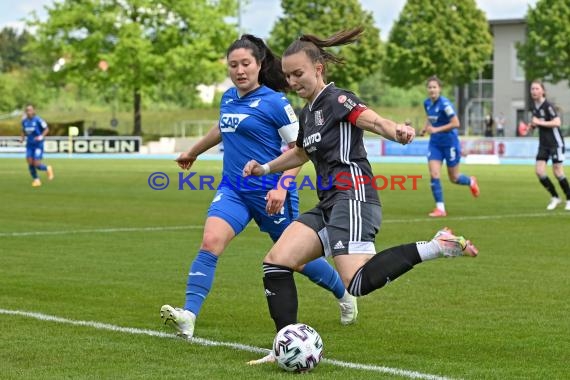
[
  {"xmin": 0, "ymin": 71, "xmax": 52, "ymax": 112},
  {"xmin": 268, "ymin": 0, "xmax": 383, "ymax": 90},
  {"xmin": 27, "ymin": 0, "xmax": 237, "ymax": 135},
  {"xmin": 0, "ymin": 28, "xmax": 32, "ymax": 72},
  {"xmin": 517, "ymin": 0, "xmax": 570, "ymax": 83},
  {"xmin": 384, "ymin": 0, "xmax": 492, "ymax": 88},
  {"xmin": 359, "ymin": 71, "xmax": 425, "ymax": 108}
]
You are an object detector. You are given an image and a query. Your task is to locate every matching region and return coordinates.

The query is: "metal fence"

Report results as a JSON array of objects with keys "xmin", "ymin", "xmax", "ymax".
[{"xmin": 173, "ymin": 120, "xmax": 217, "ymax": 137}]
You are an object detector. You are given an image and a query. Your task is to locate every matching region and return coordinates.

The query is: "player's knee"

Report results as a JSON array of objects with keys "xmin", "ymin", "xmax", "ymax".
[
  {"xmin": 265, "ymin": 248, "xmax": 297, "ymax": 269},
  {"xmin": 200, "ymin": 231, "xmax": 227, "ymax": 254},
  {"xmin": 430, "ymin": 173, "xmax": 440, "ymax": 179},
  {"xmin": 263, "ymin": 249, "xmax": 280, "ymax": 266},
  {"xmin": 553, "ymin": 166, "xmax": 564, "ymax": 178}
]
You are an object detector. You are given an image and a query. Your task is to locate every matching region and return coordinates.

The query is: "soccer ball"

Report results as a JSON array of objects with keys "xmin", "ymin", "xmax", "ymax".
[{"xmin": 273, "ymin": 323, "xmax": 323, "ymax": 372}]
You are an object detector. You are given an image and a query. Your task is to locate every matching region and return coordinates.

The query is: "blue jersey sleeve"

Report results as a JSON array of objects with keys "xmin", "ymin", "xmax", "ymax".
[
  {"xmin": 268, "ymin": 95, "xmax": 299, "ymax": 143},
  {"xmin": 441, "ymin": 98, "xmax": 456, "ymax": 119},
  {"xmin": 40, "ymin": 117, "xmax": 48, "ymax": 128}
]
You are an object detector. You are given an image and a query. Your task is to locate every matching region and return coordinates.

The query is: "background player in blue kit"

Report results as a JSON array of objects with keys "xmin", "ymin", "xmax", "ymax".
[
  {"xmin": 160, "ymin": 34, "xmax": 356, "ymax": 339},
  {"xmin": 421, "ymin": 76, "xmax": 479, "ymax": 217},
  {"xmin": 528, "ymin": 80, "xmax": 570, "ymax": 211},
  {"xmin": 19, "ymin": 104, "xmax": 54, "ymax": 187}
]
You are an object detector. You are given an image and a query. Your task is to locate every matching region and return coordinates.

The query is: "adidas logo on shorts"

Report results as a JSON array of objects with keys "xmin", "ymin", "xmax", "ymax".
[
  {"xmin": 334, "ymin": 240, "xmax": 345, "ymax": 250},
  {"xmin": 264, "ymin": 289, "xmax": 276, "ymax": 297}
]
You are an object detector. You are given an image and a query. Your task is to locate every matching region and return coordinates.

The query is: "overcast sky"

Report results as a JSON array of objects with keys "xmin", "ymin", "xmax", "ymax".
[{"xmin": 0, "ymin": 0, "xmax": 538, "ymax": 39}]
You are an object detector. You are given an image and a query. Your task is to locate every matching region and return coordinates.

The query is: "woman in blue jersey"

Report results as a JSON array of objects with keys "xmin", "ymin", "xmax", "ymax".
[
  {"xmin": 421, "ymin": 76, "xmax": 479, "ymax": 217},
  {"xmin": 160, "ymin": 35, "xmax": 356, "ymax": 339},
  {"xmin": 19, "ymin": 104, "xmax": 54, "ymax": 187}
]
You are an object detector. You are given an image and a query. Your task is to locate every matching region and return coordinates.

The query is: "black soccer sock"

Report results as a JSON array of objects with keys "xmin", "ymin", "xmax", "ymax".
[
  {"xmin": 262, "ymin": 263, "xmax": 298, "ymax": 332},
  {"xmin": 538, "ymin": 176, "xmax": 559, "ymax": 197},
  {"xmin": 347, "ymin": 243, "xmax": 421, "ymax": 296},
  {"xmin": 556, "ymin": 176, "xmax": 570, "ymax": 199}
]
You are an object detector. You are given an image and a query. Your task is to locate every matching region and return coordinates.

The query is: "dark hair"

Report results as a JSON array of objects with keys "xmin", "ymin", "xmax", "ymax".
[
  {"xmin": 283, "ymin": 27, "xmax": 364, "ymax": 81},
  {"xmin": 426, "ymin": 75, "xmax": 442, "ymax": 87},
  {"xmin": 226, "ymin": 34, "xmax": 288, "ymax": 92}
]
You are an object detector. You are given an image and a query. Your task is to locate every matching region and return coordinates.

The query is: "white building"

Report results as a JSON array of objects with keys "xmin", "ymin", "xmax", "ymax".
[{"xmin": 460, "ymin": 19, "xmax": 569, "ymax": 137}]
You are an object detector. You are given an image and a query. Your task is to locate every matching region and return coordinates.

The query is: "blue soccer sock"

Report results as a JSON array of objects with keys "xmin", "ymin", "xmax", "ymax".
[
  {"xmin": 37, "ymin": 164, "xmax": 47, "ymax": 171},
  {"xmin": 430, "ymin": 178, "xmax": 444, "ymax": 203},
  {"xmin": 28, "ymin": 165, "xmax": 38, "ymax": 179},
  {"xmin": 300, "ymin": 257, "xmax": 345, "ymax": 299},
  {"xmin": 455, "ymin": 174, "xmax": 471, "ymax": 186},
  {"xmin": 184, "ymin": 250, "xmax": 219, "ymax": 316}
]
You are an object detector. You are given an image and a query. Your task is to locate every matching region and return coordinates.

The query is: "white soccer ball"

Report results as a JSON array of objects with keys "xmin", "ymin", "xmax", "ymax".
[{"xmin": 273, "ymin": 323, "xmax": 323, "ymax": 372}]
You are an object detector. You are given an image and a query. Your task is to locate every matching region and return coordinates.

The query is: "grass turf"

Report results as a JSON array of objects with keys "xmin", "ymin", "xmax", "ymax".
[{"xmin": 0, "ymin": 158, "xmax": 568, "ymax": 379}]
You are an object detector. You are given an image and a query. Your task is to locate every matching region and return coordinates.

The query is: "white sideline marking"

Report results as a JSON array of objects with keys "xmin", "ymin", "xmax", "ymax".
[
  {"xmin": 0, "ymin": 212, "xmax": 565, "ymax": 238},
  {"xmin": 385, "ymin": 211, "xmax": 566, "ymax": 224},
  {"xmin": 0, "ymin": 308, "xmax": 453, "ymax": 380},
  {"xmin": 0, "ymin": 225, "xmax": 204, "ymax": 237}
]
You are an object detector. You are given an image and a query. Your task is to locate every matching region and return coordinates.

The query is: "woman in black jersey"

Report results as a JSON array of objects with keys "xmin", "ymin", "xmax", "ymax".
[
  {"xmin": 243, "ymin": 28, "xmax": 479, "ymax": 364},
  {"xmin": 529, "ymin": 80, "xmax": 570, "ymax": 211}
]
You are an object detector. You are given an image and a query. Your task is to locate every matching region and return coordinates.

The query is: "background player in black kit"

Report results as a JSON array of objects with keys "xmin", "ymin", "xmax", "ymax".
[
  {"xmin": 243, "ymin": 27, "xmax": 479, "ymax": 364},
  {"xmin": 529, "ymin": 80, "xmax": 570, "ymax": 211}
]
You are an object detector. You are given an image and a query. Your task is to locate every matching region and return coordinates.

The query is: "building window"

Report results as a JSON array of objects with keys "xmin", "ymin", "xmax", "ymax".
[{"xmin": 512, "ymin": 44, "xmax": 525, "ymax": 81}]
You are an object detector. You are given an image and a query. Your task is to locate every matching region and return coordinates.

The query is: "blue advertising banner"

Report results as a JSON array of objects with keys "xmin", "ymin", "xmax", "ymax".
[{"xmin": 382, "ymin": 140, "xmax": 429, "ymax": 156}]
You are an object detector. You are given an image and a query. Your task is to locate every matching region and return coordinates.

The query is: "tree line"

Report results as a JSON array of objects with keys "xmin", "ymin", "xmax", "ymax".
[{"xmin": 0, "ymin": 0, "xmax": 567, "ymax": 135}]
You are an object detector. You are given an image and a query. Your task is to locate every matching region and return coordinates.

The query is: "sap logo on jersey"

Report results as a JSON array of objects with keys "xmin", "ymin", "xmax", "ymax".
[
  {"xmin": 303, "ymin": 132, "xmax": 321, "ymax": 147},
  {"xmin": 220, "ymin": 113, "xmax": 249, "ymax": 132}
]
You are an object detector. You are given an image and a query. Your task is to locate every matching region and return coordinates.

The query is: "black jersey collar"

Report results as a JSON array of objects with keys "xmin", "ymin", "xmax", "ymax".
[
  {"xmin": 309, "ymin": 82, "xmax": 334, "ymax": 111},
  {"xmin": 533, "ymin": 99, "xmax": 545, "ymax": 110}
]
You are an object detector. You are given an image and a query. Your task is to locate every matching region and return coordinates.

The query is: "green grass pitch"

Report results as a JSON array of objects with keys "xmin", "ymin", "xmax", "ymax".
[{"xmin": 1, "ymin": 158, "xmax": 568, "ymax": 379}]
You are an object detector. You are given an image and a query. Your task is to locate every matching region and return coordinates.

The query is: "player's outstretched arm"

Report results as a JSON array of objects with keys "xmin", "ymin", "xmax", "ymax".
[
  {"xmin": 175, "ymin": 125, "xmax": 222, "ymax": 170},
  {"xmin": 243, "ymin": 146, "xmax": 309, "ymax": 177},
  {"xmin": 353, "ymin": 109, "xmax": 415, "ymax": 145}
]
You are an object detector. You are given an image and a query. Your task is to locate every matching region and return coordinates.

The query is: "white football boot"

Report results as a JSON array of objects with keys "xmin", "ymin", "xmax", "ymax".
[
  {"xmin": 160, "ymin": 305, "xmax": 196, "ymax": 338},
  {"xmin": 338, "ymin": 292, "xmax": 358, "ymax": 325},
  {"xmin": 433, "ymin": 227, "xmax": 478, "ymax": 257},
  {"xmin": 546, "ymin": 197, "xmax": 561, "ymax": 210}
]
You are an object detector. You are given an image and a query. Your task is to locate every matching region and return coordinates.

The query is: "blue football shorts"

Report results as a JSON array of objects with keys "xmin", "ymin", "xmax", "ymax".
[
  {"xmin": 26, "ymin": 144, "xmax": 44, "ymax": 160},
  {"xmin": 427, "ymin": 140, "xmax": 461, "ymax": 167},
  {"xmin": 207, "ymin": 187, "xmax": 299, "ymax": 242}
]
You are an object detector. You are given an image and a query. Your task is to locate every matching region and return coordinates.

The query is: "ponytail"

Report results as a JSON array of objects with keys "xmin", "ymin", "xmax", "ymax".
[
  {"xmin": 226, "ymin": 34, "xmax": 289, "ymax": 92},
  {"xmin": 283, "ymin": 27, "xmax": 364, "ymax": 80}
]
